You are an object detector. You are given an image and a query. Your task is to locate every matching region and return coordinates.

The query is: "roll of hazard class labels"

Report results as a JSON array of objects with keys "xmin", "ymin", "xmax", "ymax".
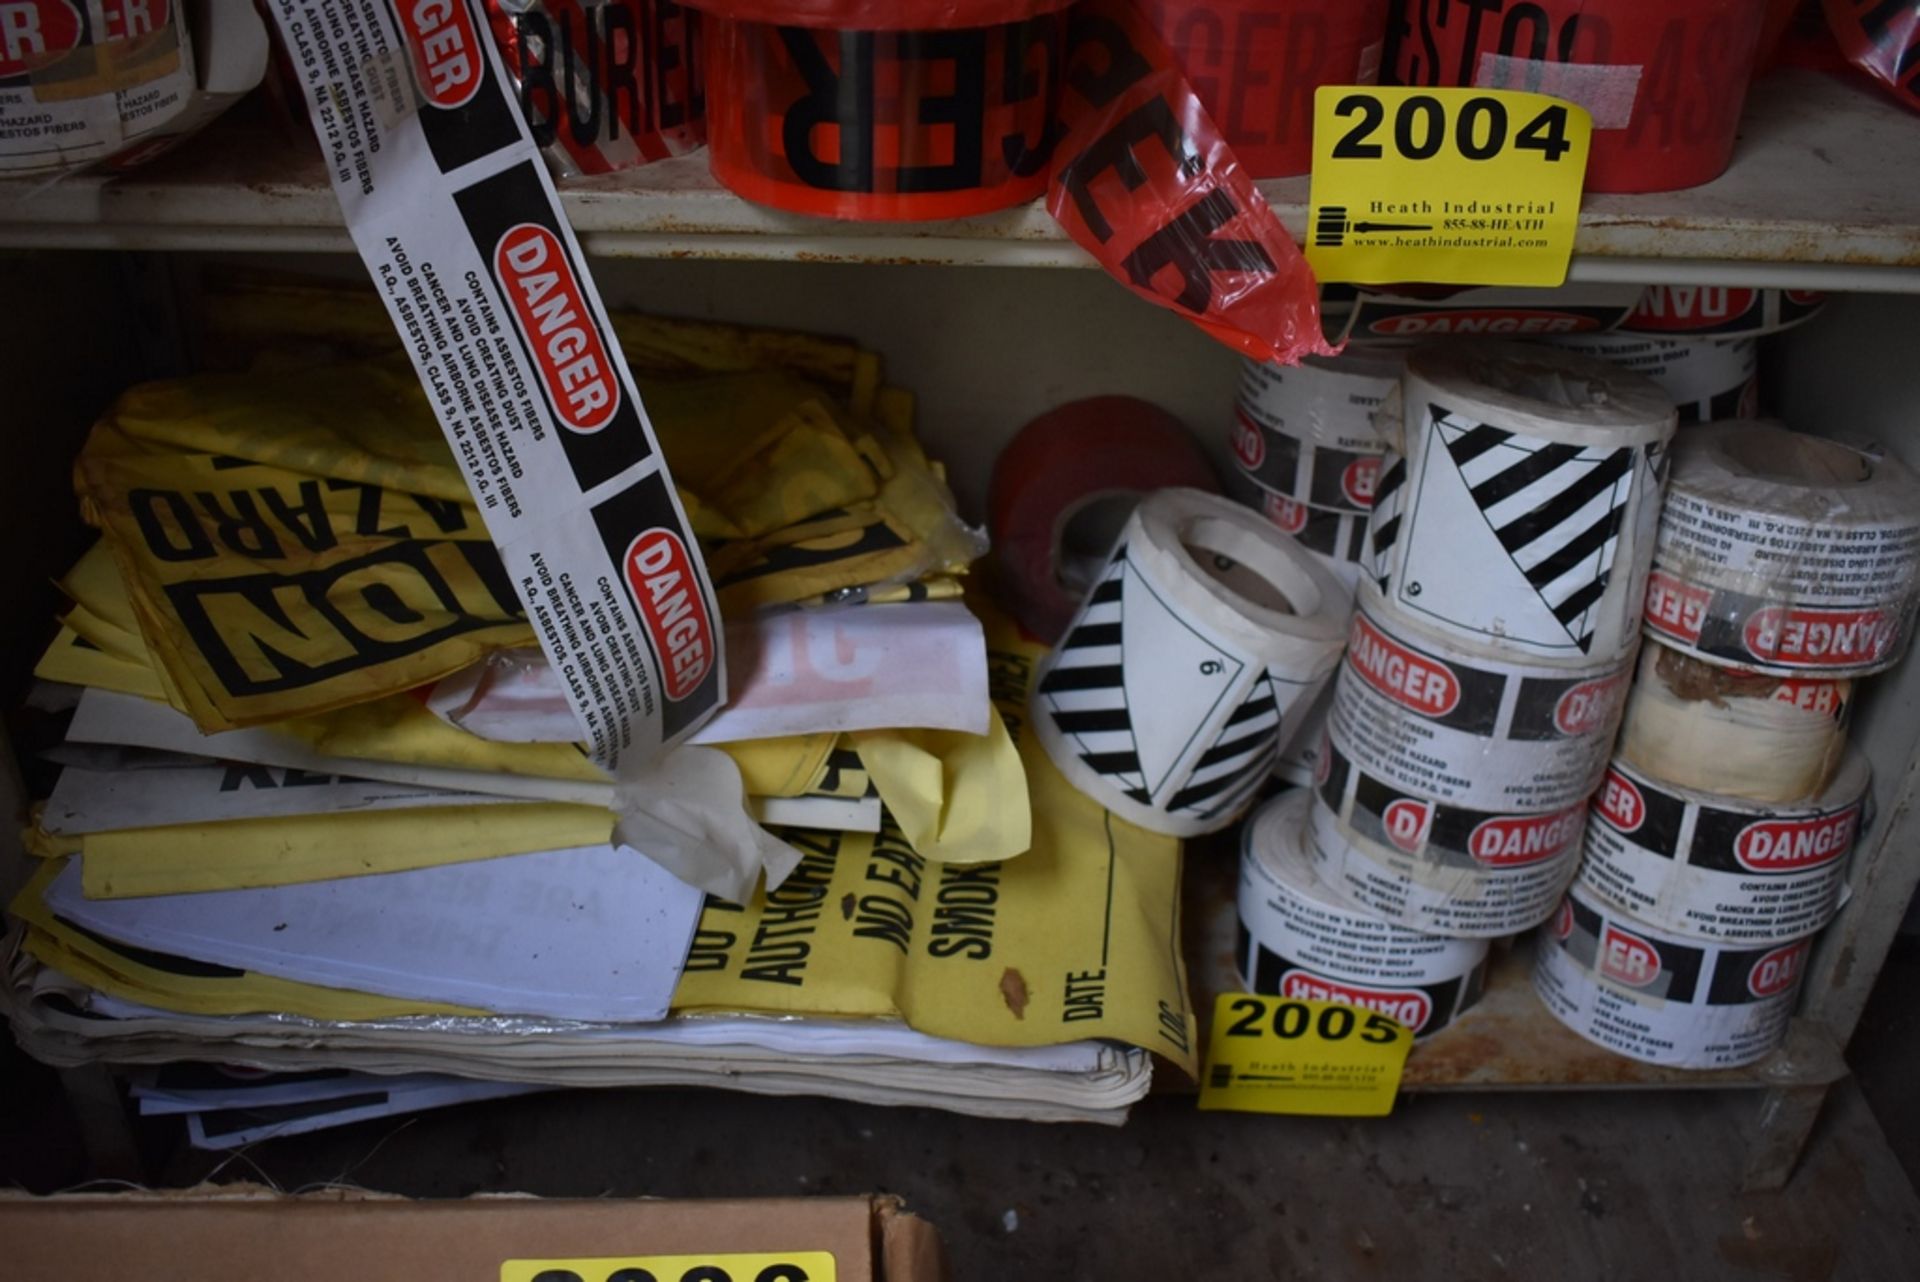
[
  {"xmin": 1554, "ymin": 332, "xmax": 1759, "ymax": 425},
  {"xmin": 1238, "ymin": 791, "xmax": 1489, "ymax": 1040},
  {"xmin": 1033, "ymin": 488, "xmax": 1350, "ymax": 837},
  {"xmin": 1231, "ymin": 351, "xmax": 1404, "ymax": 514},
  {"xmin": 1646, "ymin": 422, "xmax": 1920, "ymax": 678},
  {"xmin": 1310, "ymin": 742, "xmax": 1586, "ymax": 937},
  {"xmin": 1533, "ymin": 884, "xmax": 1812, "ymax": 1069},
  {"xmin": 1368, "ymin": 341, "xmax": 1677, "ymax": 667},
  {"xmin": 1578, "ymin": 752, "xmax": 1867, "ymax": 946},
  {"xmin": 1329, "ymin": 584, "xmax": 1630, "ymax": 813}
]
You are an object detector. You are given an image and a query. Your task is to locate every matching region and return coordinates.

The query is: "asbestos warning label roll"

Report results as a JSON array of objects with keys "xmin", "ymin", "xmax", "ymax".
[
  {"xmin": 1238, "ymin": 791, "xmax": 1489, "ymax": 1039},
  {"xmin": 1229, "ymin": 478, "xmax": 1370, "ymax": 587},
  {"xmin": 1311, "ymin": 741, "xmax": 1587, "ymax": 937},
  {"xmin": 1329, "ymin": 584, "xmax": 1630, "ymax": 813},
  {"xmin": 1620, "ymin": 287, "xmax": 1826, "ymax": 338},
  {"xmin": 1616, "ymin": 642, "xmax": 1852, "ymax": 805},
  {"xmin": 1033, "ymin": 488, "xmax": 1351, "ymax": 837},
  {"xmin": 1533, "ymin": 884, "xmax": 1812, "ymax": 1069},
  {"xmin": 1578, "ymin": 752, "xmax": 1867, "ymax": 946},
  {"xmin": 1645, "ymin": 423, "xmax": 1920, "ymax": 677},
  {"xmin": 1554, "ymin": 332, "xmax": 1758, "ymax": 426},
  {"xmin": 1231, "ymin": 351, "xmax": 1404, "ymax": 515},
  {"xmin": 1273, "ymin": 661, "xmax": 1336, "ymax": 788},
  {"xmin": 1367, "ymin": 341, "xmax": 1677, "ymax": 666}
]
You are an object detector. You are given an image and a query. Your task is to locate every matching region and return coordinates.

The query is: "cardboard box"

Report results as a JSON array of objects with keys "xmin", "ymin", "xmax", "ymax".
[{"xmin": 2, "ymin": 1185, "xmax": 945, "ymax": 1282}]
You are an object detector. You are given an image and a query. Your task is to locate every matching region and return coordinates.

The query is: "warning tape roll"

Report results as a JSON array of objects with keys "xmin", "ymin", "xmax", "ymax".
[
  {"xmin": 1646, "ymin": 422, "xmax": 1920, "ymax": 677},
  {"xmin": 1385, "ymin": 0, "xmax": 1772, "ymax": 194},
  {"xmin": 1619, "ymin": 286, "xmax": 1827, "ymax": 338},
  {"xmin": 1580, "ymin": 750, "xmax": 1866, "ymax": 946},
  {"xmin": 1616, "ymin": 642, "xmax": 1852, "ymax": 804},
  {"xmin": 1231, "ymin": 351, "xmax": 1403, "ymax": 514},
  {"xmin": 990, "ymin": 397, "xmax": 1219, "ymax": 644},
  {"xmin": 1554, "ymin": 332, "xmax": 1758, "ymax": 426},
  {"xmin": 1311, "ymin": 740, "xmax": 1587, "ymax": 937},
  {"xmin": 1532, "ymin": 882, "xmax": 1812, "ymax": 1069},
  {"xmin": 1329, "ymin": 583, "xmax": 1630, "ymax": 813},
  {"xmin": 1032, "ymin": 488, "xmax": 1350, "ymax": 837},
  {"xmin": 1238, "ymin": 790, "xmax": 1489, "ymax": 1039},
  {"xmin": 1366, "ymin": 341, "xmax": 1677, "ymax": 667}
]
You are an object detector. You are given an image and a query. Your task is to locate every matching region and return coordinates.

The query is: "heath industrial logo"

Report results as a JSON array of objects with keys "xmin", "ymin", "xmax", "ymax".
[
  {"xmin": 397, "ymin": 0, "xmax": 485, "ymax": 108},
  {"xmin": 624, "ymin": 528, "xmax": 712, "ymax": 702},
  {"xmin": 1733, "ymin": 810, "xmax": 1860, "ymax": 874},
  {"xmin": 494, "ymin": 223, "xmax": 621, "ymax": 433}
]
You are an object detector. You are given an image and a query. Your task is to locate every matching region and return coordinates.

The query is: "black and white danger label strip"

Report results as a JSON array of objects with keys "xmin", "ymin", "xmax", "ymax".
[
  {"xmin": 1578, "ymin": 752, "xmax": 1868, "ymax": 947},
  {"xmin": 1533, "ymin": 883, "xmax": 1812, "ymax": 1070},
  {"xmin": 1228, "ymin": 473, "xmax": 1369, "ymax": 575},
  {"xmin": 1620, "ymin": 287, "xmax": 1825, "ymax": 338},
  {"xmin": 1032, "ymin": 490, "xmax": 1348, "ymax": 838},
  {"xmin": 1555, "ymin": 332, "xmax": 1758, "ymax": 426},
  {"xmin": 1230, "ymin": 353, "xmax": 1402, "ymax": 514},
  {"xmin": 260, "ymin": 0, "xmax": 722, "ymax": 770}
]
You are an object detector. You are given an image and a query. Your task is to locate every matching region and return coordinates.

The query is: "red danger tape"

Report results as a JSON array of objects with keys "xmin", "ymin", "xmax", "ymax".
[
  {"xmin": 1824, "ymin": 0, "xmax": 1920, "ymax": 113},
  {"xmin": 1384, "ymin": 0, "xmax": 1772, "ymax": 193},
  {"xmin": 700, "ymin": 1, "xmax": 1331, "ymax": 363}
]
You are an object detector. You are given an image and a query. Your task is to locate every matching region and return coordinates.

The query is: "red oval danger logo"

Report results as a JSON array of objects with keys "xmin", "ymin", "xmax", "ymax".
[
  {"xmin": 1369, "ymin": 310, "xmax": 1602, "ymax": 338},
  {"xmin": 1644, "ymin": 570, "xmax": 1711, "ymax": 644},
  {"xmin": 1748, "ymin": 941, "xmax": 1809, "ymax": 999},
  {"xmin": 1596, "ymin": 769, "xmax": 1644, "ymax": 834},
  {"xmin": 1280, "ymin": 972, "xmax": 1432, "ymax": 1034},
  {"xmin": 1261, "ymin": 492, "xmax": 1309, "ymax": 536},
  {"xmin": 1313, "ymin": 729, "xmax": 1332, "ymax": 787},
  {"xmin": 1627, "ymin": 286, "xmax": 1757, "ymax": 332},
  {"xmin": 1347, "ymin": 613, "xmax": 1460, "ymax": 718},
  {"xmin": 1552, "ymin": 898, "xmax": 1575, "ymax": 941},
  {"xmin": 1553, "ymin": 672, "xmax": 1627, "ymax": 737},
  {"xmin": 495, "ymin": 223, "xmax": 620, "ymax": 433},
  {"xmin": 1770, "ymin": 679, "xmax": 1847, "ymax": 720},
  {"xmin": 99, "ymin": 0, "xmax": 168, "ymax": 40},
  {"xmin": 1342, "ymin": 456, "xmax": 1380, "ymax": 508},
  {"xmin": 1742, "ymin": 605, "xmax": 1893, "ymax": 668},
  {"xmin": 1599, "ymin": 923, "xmax": 1662, "ymax": 989},
  {"xmin": 1381, "ymin": 798, "xmax": 1432, "ymax": 854},
  {"xmin": 624, "ymin": 529, "xmax": 713, "ymax": 702},
  {"xmin": 1231, "ymin": 412, "xmax": 1265, "ymax": 471},
  {"xmin": 1733, "ymin": 808, "xmax": 1860, "ymax": 874},
  {"xmin": 398, "ymin": 0, "xmax": 484, "ymax": 108},
  {"xmin": 1468, "ymin": 806, "xmax": 1584, "ymax": 868},
  {"xmin": 0, "ymin": 0, "xmax": 82, "ymax": 78}
]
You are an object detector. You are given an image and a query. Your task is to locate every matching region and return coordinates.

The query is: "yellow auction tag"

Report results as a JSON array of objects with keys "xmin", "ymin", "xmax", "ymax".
[
  {"xmin": 502, "ymin": 1253, "xmax": 835, "ymax": 1282},
  {"xmin": 1305, "ymin": 86, "xmax": 1592, "ymax": 288},
  {"xmin": 1197, "ymin": 994, "xmax": 1412, "ymax": 1117}
]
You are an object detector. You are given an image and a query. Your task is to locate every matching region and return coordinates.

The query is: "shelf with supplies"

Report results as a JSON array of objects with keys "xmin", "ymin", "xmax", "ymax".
[{"xmin": 2, "ymin": 72, "xmax": 1918, "ymax": 290}]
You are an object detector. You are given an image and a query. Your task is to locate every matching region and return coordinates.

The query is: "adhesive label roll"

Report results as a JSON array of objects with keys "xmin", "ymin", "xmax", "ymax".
[
  {"xmin": 1532, "ymin": 885, "xmax": 1810, "ymax": 1069},
  {"xmin": 1337, "ymin": 283, "xmax": 1645, "ymax": 345},
  {"xmin": 1237, "ymin": 791, "xmax": 1489, "ymax": 1039},
  {"xmin": 1311, "ymin": 741, "xmax": 1586, "ymax": 937},
  {"xmin": 1229, "ymin": 477, "xmax": 1369, "ymax": 585},
  {"xmin": 1329, "ymin": 586, "xmax": 1629, "ymax": 812},
  {"xmin": 1367, "ymin": 341, "xmax": 1676, "ymax": 665},
  {"xmin": 1617, "ymin": 642, "xmax": 1852, "ymax": 804},
  {"xmin": 1578, "ymin": 753, "xmax": 1866, "ymax": 945},
  {"xmin": 1620, "ymin": 287, "xmax": 1826, "ymax": 338},
  {"xmin": 1232, "ymin": 351, "xmax": 1404, "ymax": 513},
  {"xmin": 1033, "ymin": 489, "xmax": 1351, "ymax": 837},
  {"xmin": 1272, "ymin": 678, "xmax": 1334, "ymax": 788},
  {"xmin": 1555, "ymin": 333, "xmax": 1758, "ymax": 426},
  {"xmin": 1646, "ymin": 423, "xmax": 1920, "ymax": 677}
]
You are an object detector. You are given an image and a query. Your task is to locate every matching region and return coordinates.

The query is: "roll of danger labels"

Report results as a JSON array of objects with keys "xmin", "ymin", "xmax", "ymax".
[
  {"xmin": 1555, "ymin": 332, "xmax": 1758, "ymax": 426},
  {"xmin": 1533, "ymin": 884, "xmax": 1812, "ymax": 1069},
  {"xmin": 1620, "ymin": 286, "xmax": 1826, "ymax": 338},
  {"xmin": 1646, "ymin": 423, "xmax": 1920, "ymax": 677},
  {"xmin": 1330, "ymin": 586, "xmax": 1629, "ymax": 813},
  {"xmin": 1033, "ymin": 488, "xmax": 1350, "ymax": 838},
  {"xmin": 1368, "ymin": 341, "xmax": 1676, "ymax": 666},
  {"xmin": 1238, "ymin": 791, "xmax": 1489, "ymax": 1040},
  {"xmin": 1311, "ymin": 740, "xmax": 1587, "ymax": 937},
  {"xmin": 1578, "ymin": 752, "xmax": 1867, "ymax": 946},
  {"xmin": 1231, "ymin": 352, "xmax": 1403, "ymax": 515},
  {"xmin": 1229, "ymin": 478, "xmax": 1369, "ymax": 588}
]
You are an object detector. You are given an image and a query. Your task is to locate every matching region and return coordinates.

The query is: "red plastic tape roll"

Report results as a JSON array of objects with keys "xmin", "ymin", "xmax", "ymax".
[
  {"xmin": 684, "ymin": 0, "xmax": 1074, "ymax": 29},
  {"xmin": 1143, "ymin": 0, "xmax": 1392, "ymax": 178},
  {"xmin": 1824, "ymin": 0, "xmax": 1920, "ymax": 113},
  {"xmin": 703, "ymin": 13, "xmax": 1068, "ymax": 220},
  {"xmin": 486, "ymin": 1, "xmax": 706, "ymax": 177},
  {"xmin": 1384, "ymin": 0, "xmax": 1772, "ymax": 193},
  {"xmin": 989, "ymin": 396, "xmax": 1219, "ymax": 642}
]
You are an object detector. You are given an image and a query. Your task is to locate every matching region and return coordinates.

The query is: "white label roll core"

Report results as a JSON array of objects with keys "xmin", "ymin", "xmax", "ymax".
[
  {"xmin": 1232, "ymin": 352, "xmax": 1405, "ymax": 514},
  {"xmin": 1238, "ymin": 791, "xmax": 1489, "ymax": 1039},
  {"xmin": 1330, "ymin": 583, "xmax": 1630, "ymax": 813},
  {"xmin": 1646, "ymin": 422, "xmax": 1920, "ymax": 677},
  {"xmin": 1032, "ymin": 488, "xmax": 1352, "ymax": 837},
  {"xmin": 1616, "ymin": 641, "xmax": 1852, "ymax": 804},
  {"xmin": 1533, "ymin": 884, "xmax": 1811, "ymax": 1069},
  {"xmin": 1578, "ymin": 751, "xmax": 1867, "ymax": 946},
  {"xmin": 1368, "ymin": 340, "xmax": 1677, "ymax": 666},
  {"xmin": 1554, "ymin": 332, "xmax": 1758, "ymax": 425}
]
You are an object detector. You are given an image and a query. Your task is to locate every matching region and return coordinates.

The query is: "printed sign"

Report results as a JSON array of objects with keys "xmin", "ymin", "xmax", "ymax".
[
  {"xmin": 502, "ymin": 1253, "xmax": 836, "ymax": 1282},
  {"xmin": 1198, "ymin": 993, "xmax": 1412, "ymax": 1116}
]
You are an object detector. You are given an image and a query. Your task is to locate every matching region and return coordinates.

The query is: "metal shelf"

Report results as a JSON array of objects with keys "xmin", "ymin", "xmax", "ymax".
[{"xmin": 2, "ymin": 72, "xmax": 1917, "ymax": 289}]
